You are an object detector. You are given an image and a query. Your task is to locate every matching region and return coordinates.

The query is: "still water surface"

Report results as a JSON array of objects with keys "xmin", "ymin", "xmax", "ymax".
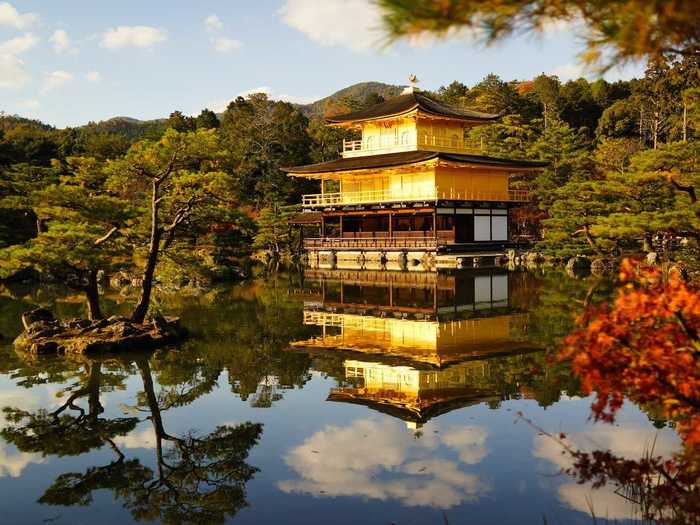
[{"xmin": 0, "ymin": 269, "xmax": 680, "ymax": 524}]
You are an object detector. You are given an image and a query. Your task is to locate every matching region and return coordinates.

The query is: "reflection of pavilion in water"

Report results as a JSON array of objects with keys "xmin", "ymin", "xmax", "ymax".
[{"xmin": 292, "ymin": 269, "xmax": 537, "ymax": 427}]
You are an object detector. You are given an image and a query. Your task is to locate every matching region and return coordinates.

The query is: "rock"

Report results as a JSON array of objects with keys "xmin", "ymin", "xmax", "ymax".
[
  {"xmin": 107, "ymin": 315, "xmax": 130, "ymax": 323},
  {"xmin": 566, "ymin": 256, "xmax": 591, "ymax": 271},
  {"xmin": 112, "ymin": 322, "xmax": 140, "ymax": 338},
  {"xmin": 32, "ymin": 340, "xmax": 62, "ymax": 355},
  {"xmin": 566, "ymin": 256, "xmax": 591, "ymax": 278},
  {"xmin": 646, "ymin": 252, "xmax": 660, "ymax": 265},
  {"xmin": 14, "ymin": 313, "xmax": 186, "ymax": 356},
  {"xmin": 65, "ymin": 318, "xmax": 92, "ymax": 330},
  {"xmin": 590, "ymin": 257, "xmax": 615, "ymax": 276},
  {"xmin": 21, "ymin": 308, "xmax": 54, "ymax": 331}
]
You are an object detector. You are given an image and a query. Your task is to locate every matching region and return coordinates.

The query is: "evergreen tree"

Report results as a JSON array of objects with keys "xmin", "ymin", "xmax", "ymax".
[
  {"xmin": 1, "ymin": 157, "xmax": 132, "ymax": 319},
  {"xmin": 252, "ymin": 204, "xmax": 300, "ymax": 261},
  {"xmin": 196, "ymin": 108, "xmax": 220, "ymax": 129},
  {"xmin": 527, "ymin": 118, "xmax": 591, "ymax": 207},
  {"xmin": 165, "ymin": 111, "xmax": 197, "ymax": 133},
  {"xmin": 219, "ymin": 94, "xmax": 312, "ymax": 207},
  {"xmin": 106, "ymin": 129, "xmax": 241, "ymax": 323}
]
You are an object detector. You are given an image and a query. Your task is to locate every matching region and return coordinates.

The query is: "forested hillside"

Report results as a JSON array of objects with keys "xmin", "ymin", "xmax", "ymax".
[{"xmin": 1, "ymin": 56, "xmax": 698, "ymax": 275}]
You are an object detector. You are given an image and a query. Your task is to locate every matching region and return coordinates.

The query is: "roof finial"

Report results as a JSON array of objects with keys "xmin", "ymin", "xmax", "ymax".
[{"xmin": 403, "ymin": 74, "xmax": 420, "ymax": 95}]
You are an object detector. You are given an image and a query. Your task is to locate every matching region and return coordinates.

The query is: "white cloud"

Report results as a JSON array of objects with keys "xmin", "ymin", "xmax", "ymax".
[
  {"xmin": 42, "ymin": 70, "xmax": 73, "ymax": 94},
  {"xmin": 85, "ymin": 70, "xmax": 102, "ymax": 83},
  {"xmin": 440, "ymin": 426, "xmax": 489, "ymax": 465},
  {"xmin": 279, "ymin": 0, "xmax": 383, "ymax": 53},
  {"xmin": 101, "ymin": 26, "xmax": 167, "ymax": 50},
  {"xmin": 550, "ymin": 63, "xmax": 587, "ymax": 81},
  {"xmin": 0, "ymin": 443, "xmax": 45, "ymax": 477},
  {"xmin": 205, "ymin": 14, "xmax": 223, "ymax": 33},
  {"xmin": 207, "ymin": 86, "xmax": 317, "ymax": 113},
  {"xmin": 0, "ymin": 390, "xmax": 45, "ymax": 477},
  {"xmin": 278, "ymin": 418, "xmax": 491, "ymax": 508},
  {"xmin": 0, "ymin": 2, "xmax": 37, "ymax": 30},
  {"xmin": 238, "ymin": 86, "xmax": 316, "ymax": 104},
  {"xmin": 0, "ymin": 33, "xmax": 38, "ymax": 55},
  {"xmin": 0, "ymin": 54, "xmax": 28, "ymax": 88},
  {"xmin": 212, "ymin": 36, "xmax": 242, "ymax": 53},
  {"xmin": 50, "ymin": 29, "xmax": 74, "ymax": 54},
  {"xmin": 533, "ymin": 424, "xmax": 681, "ymax": 520},
  {"xmin": 113, "ymin": 428, "xmax": 156, "ymax": 449}
]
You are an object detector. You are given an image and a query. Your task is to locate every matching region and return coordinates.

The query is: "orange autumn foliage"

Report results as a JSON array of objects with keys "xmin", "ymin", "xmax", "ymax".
[{"xmin": 560, "ymin": 259, "xmax": 700, "ymax": 444}]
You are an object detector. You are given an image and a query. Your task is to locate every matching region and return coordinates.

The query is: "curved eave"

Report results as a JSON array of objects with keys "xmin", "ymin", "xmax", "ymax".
[
  {"xmin": 326, "ymin": 107, "xmax": 503, "ymax": 127},
  {"xmin": 282, "ymin": 151, "xmax": 439, "ymax": 178},
  {"xmin": 282, "ymin": 151, "xmax": 548, "ymax": 179},
  {"xmin": 325, "ymin": 92, "xmax": 503, "ymax": 126}
]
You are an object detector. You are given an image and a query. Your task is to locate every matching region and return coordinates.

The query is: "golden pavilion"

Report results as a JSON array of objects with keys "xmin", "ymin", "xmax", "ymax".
[
  {"xmin": 284, "ymin": 87, "xmax": 546, "ymax": 270},
  {"xmin": 290, "ymin": 269, "xmax": 538, "ymax": 427},
  {"xmin": 291, "ymin": 269, "xmax": 532, "ymax": 367}
]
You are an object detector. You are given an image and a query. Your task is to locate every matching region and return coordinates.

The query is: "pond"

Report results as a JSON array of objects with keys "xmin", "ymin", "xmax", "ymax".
[{"xmin": 0, "ymin": 269, "xmax": 681, "ymax": 524}]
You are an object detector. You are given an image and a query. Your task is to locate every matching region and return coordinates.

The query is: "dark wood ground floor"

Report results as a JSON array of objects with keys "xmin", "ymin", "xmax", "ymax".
[{"xmin": 297, "ymin": 205, "xmax": 513, "ymax": 251}]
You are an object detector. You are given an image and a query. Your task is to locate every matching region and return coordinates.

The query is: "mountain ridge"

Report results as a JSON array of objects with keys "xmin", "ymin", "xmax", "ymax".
[{"xmin": 84, "ymin": 81, "xmax": 404, "ymax": 127}]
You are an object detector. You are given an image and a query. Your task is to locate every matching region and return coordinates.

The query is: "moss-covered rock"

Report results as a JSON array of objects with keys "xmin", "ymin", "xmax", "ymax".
[{"xmin": 14, "ymin": 308, "xmax": 186, "ymax": 355}]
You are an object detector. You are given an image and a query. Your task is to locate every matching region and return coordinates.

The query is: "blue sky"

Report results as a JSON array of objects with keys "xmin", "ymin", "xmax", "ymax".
[{"xmin": 0, "ymin": 1, "xmax": 644, "ymax": 128}]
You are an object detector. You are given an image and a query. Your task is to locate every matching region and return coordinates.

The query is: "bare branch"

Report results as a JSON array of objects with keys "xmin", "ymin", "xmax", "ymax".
[{"xmin": 94, "ymin": 226, "xmax": 119, "ymax": 246}]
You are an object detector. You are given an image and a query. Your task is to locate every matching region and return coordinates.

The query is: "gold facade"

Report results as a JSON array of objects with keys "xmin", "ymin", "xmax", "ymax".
[{"xmin": 290, "ymin": 269, "xmax": 538, "ymax": 426}]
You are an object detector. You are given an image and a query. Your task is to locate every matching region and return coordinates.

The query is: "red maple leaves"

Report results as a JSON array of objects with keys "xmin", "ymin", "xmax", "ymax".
[
  {"xmin": 558, "ymin": 259, "xmax": 700, "ymax": 521},
  {"xmin": 561, "ymin": 259, "xmax": 700, "ymax": 445}
]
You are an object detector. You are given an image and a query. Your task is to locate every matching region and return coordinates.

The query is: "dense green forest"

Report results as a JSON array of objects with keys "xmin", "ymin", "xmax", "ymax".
[{"xmin": 0, "ymin": 55, "xmax": 698, "ymax": 294}]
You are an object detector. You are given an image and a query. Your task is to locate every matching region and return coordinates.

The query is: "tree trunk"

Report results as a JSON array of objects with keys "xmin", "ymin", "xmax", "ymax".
[
  {"xmin": 87, "ymin": 362, "xmax": 103, "ymax": 422},
  {"xmin": 85, "ymin": 269, "xmax": 103, "ymax": 321},
  {"xmin": 136, "ymin": 358, "xmax": 167, "ymax": 478},
  {"xmin": 35, "ymin": 216, "xmax": 46, "ymax": 235},
  {"xmin": 584, "ymin": 224, "xmax": 604, "ymax": 257},
  {"xmin": 683, "ymin": 101, "xmax": 688, "ymax": 142},
  {"xmin": 132, "ymin": 181, "xmax": 162, "ymax": 324},
  {"xmin": 543, "ymin": 102, "xmax": 548, "ymax": 130}
]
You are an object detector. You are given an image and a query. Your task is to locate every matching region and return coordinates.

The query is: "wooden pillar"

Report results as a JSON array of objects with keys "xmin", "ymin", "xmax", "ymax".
[
  {"xmin": 339, "ymin": 215, "xmax": 343, "ymax": 237},
  {"xmin": 433, "ymin": 209, "xmax": 438, "ymax": 240},
  {"xmin": 389, "ymin": 212, "xmax": 393, "ymax": 238},
  {"xmin": 320, "ymin": 215, "xmax": 325, "ymax": 238}
]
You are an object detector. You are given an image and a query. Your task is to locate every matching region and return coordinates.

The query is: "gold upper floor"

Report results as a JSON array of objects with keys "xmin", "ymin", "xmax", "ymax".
[{"xmin": 342, "ymin": 116, "xmax": 486, "ymax": 158}]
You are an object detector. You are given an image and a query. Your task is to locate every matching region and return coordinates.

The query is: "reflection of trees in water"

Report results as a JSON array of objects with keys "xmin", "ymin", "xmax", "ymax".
[
  {"xmin": 156, "ymin": 276, "xmax": 315, "ymax": 407},
  {"xmin": 1, "ymin": 355, "xmax": 262, "ymax": 524}
]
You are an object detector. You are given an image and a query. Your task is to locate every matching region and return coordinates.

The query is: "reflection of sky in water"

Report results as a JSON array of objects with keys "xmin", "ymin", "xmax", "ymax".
[
  {"xmin": 0, "ymin": 368, "xmax": 679, "ymax": 524},
  {"xmin": 0, "ymin": 271, "xmax": 681, "ymax": 524},
  {"xmin": 278, "ymin": 418, "xmax": 490, "ymax": 507}
]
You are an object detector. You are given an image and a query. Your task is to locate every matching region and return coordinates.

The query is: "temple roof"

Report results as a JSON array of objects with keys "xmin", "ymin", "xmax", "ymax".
[
  {"xmin": 326, "ymin": 92, "xmax": 502, "ymax": 124},
  {"xmin": 283, "ymin": 150, "xmax": 548, "ymax": 175},
  {"xmin": 327, "ymin": 390, "xmax": 500, "ymax": 424}
]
